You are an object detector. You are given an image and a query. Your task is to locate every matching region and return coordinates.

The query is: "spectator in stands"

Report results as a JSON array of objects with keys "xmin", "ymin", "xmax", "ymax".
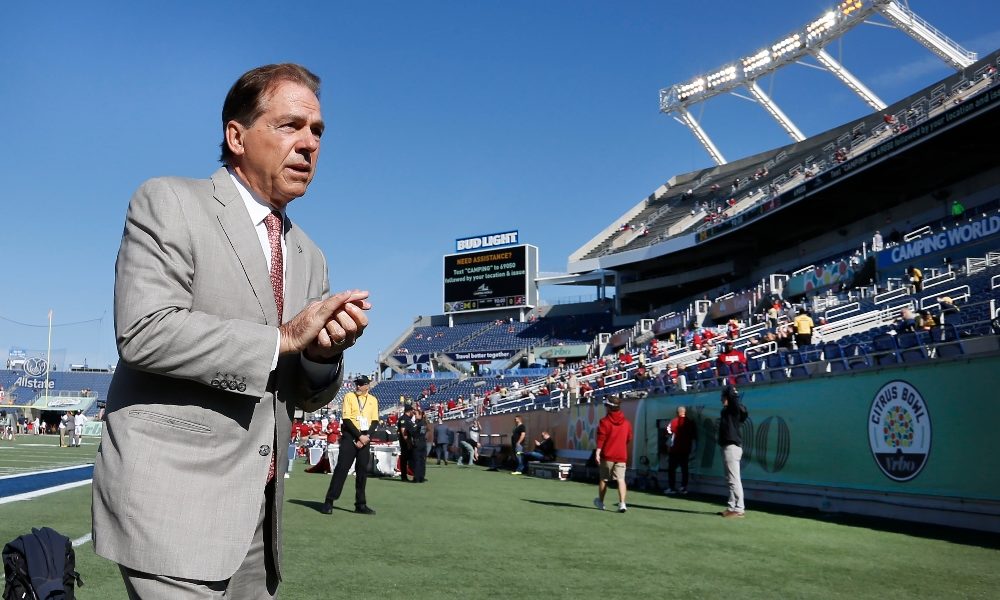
[
  {"xmin": 716, "ymin": 342, "xmax": 747, "ymax": 379},
  {"xmin": 594, "ymin": 395, "xmax": 633, "ymax": 513},
  {"xmin": 766, "ymin": 303, "xmax": 779, "ymax": 329},
  {"xmin": 896, "ymin": 308, "xmax": 917, "ymax": 334},
  {"xmin": 433, "ymin": 420, "xmax": 451, "ymax": 466},
  {"xmin": 775, "ymin": 324, "xmax": 794, "ymax": 350},
  {"xmin": 664, "ymin": 406, "xmax": 698, "ymax": 495},
  {"xmin": 871, "ymin": 230, "xmax": 883, "ymax": 253},
  {"xmin": 566, "ymin": 371, "xmax": 580, "ymax": 407},
  {"xmin": 937, "ymin": 296, "xmax": 960, "ymax": 324},
  {"xmin": 511, "ymin": 415, "xmax": 527, "ymax": 475},
  {"xmin": 906, "ymin": 266, "xmax": 924, "ymax": 293},
  {"xmin": 719, "ymin": 385, "xmax": 748, "ymax": 518},
  {"xmin": 523, "ymin": 431, "xmax": 557, "ymax": 464},
  {"xmin": 917, "ymin": 310, "xmax": 937, "ymax": 331},
  {"xmin": 793, "ymin": 308, "xmax": 814, "ymax": 348},
  {"xmin": 951, "ymin": 200, "xmax": 966, "ymax": 225}
]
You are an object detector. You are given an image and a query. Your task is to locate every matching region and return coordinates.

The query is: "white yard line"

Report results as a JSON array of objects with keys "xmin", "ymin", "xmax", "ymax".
[
  {"xmin": 0, "ymin": 464, "xmax": 92, "ymax": 480},
  {"xmin": 71, "ymin": 533, "xmax": 92, "ymax": 547}
]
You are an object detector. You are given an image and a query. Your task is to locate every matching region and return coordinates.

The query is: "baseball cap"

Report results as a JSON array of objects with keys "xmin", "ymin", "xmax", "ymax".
[
  {"xmin": 354, "ymin": 375, "xmax": 371, "ymax": 385},
  {"xmin": 603, "ymin": 395, "xmax": 622, "ymax": 408}
]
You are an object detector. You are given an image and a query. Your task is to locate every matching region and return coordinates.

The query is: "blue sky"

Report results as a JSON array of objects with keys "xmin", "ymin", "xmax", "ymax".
[{"xmin": 1, "ymin": 1, "xmax": 997, "ymax": 377}]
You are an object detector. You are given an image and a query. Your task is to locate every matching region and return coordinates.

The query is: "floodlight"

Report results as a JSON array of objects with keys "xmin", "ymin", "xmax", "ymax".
[
  {"xmin": 807, "ymin": 11, "xmax": 837, "ymax": 39},
  {"xmin": 677, "ymin": 78, "xmax": 706, "ymax": 100},
  {"xmin": 840, "ymin": 0, "xmax": 863, "ymax": 16},
  {"xmin": 706, "ymin": 65, "xmax": 738, "ymax": 88},
  {"xmin": 771, "ymin": 34, "xmax": 802, "ymax": 59},
  {"xmin": 742, "ymin": 49, "xmax": 771, "ymax": 75}
]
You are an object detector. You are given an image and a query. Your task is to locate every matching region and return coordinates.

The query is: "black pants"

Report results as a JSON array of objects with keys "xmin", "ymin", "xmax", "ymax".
[
  {"xmin": 667, "ymin": 452, "xmax": 690, "ymax": 490},
  {"xmin": 412, "ymin": 443, "xmax": 427, "ymax": 482},
  {"xmin": 399, "ymin": 446, "xmax": 413, "ymax": 481},
  {"xmin": 325, "ymin": 437, "xmax": 370, "ymax": 507}
]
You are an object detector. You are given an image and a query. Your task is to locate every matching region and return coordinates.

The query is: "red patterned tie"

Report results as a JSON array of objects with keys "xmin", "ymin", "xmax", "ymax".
[
  {"xmin": 263, "ymin": 211, "xmax": 283, "ymax": 483},
  {"xmin": 263, "ymin": 211, "xmax": 284, "ymax": 323}
]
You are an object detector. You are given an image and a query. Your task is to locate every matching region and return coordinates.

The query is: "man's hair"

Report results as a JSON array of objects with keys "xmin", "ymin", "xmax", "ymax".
[{"xmin": 219, "ymin": 63, "xmax": 321, "ymax": 164}]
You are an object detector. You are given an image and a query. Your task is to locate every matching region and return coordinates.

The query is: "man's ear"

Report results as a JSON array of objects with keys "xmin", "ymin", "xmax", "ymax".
[{"xmin": 225, "ymin": 120, "xmax": 246, "ymax": 157}]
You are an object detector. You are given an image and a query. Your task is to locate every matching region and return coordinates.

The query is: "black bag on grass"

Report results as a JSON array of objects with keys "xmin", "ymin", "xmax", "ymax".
[{"xmin": 2, "ymin": 526, "xmax": 83, "ymax": 599}]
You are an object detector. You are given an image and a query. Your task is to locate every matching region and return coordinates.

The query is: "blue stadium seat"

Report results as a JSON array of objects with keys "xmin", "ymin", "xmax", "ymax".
[
  {"xmin": 896, "ymin": 332, "xmax": 928, "ymax": 362},
  {"xmin": 930, "ymin": 324, "xmax": 966, "ymax": 358},
  {"xmin": 872, "ymin": 334, "xmax": 900, "ymax": 366}
]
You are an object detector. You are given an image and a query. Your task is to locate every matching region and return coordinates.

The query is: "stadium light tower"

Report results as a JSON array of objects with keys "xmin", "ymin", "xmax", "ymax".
[{"xmin": 660, "ymin": 0, "xmax": 977, "ymax": 165}]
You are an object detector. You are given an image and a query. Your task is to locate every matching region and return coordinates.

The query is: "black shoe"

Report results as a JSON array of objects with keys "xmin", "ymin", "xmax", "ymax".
[
  {"xmin": 355, "ymin": 505, "xmax": 376, "ymax": 515},
  {"xmin": 320, "ymin": 502, "xmax": 333, "ymax": 515}
]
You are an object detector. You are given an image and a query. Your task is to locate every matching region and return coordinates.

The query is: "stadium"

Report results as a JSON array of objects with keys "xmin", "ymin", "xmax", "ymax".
[{"xmin": 2, "ymin": 1, "xmax": 1000, "ymax": 597}]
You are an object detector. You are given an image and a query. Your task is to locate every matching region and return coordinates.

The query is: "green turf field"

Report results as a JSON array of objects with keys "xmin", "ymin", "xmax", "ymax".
[
  {"xmin": 1, "ymin": 438, "xmax": 998, "ymax": 599},
  {"xmin": 0, "ymin": 434, "xmax": 94, "ymax": 476}
]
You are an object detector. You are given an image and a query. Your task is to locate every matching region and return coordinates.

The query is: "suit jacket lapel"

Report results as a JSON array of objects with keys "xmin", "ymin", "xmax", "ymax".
[{"xmin": 211, "ymin": 168, "xmax": 279, "ymax": 325}]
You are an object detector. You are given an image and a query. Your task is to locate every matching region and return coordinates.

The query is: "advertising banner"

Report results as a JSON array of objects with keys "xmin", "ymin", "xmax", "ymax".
[
  {"xmin": 630, "ymin": 357, "xmax": 1000, "ymax": 500},
  {"xmin": 709, "ymin": 291, "xmax": 755, "ymax": 319},
  {"xmin": 28, "ymin": 394, "xmax": 97, "ymax": 412},
  {"xmin": 876, "ymin": 214, "xmax": 1000, "ymax": 271},
  {"xmin": 471, "ymin": 354, "xmax": 1000, "ymax": 502},
  {"xmin": 785, "ymin": 260, "xmax": 857, "ymax": 298},
  {"xmin": 534, "ymin": 344, "xmax": 591, "ymax": 360},
  {"xmin": 445, "ymin": 350, "xmax": 516, "ymax": 362},
  {"xmin": 455, "ymin": 230, "xmax": 519, "ymax": 253}
]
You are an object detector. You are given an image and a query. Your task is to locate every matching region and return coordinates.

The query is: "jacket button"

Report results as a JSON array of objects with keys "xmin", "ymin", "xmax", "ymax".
[{"xmin": 259, "ymin": 445, "xmax": 271, "ymax": 456}]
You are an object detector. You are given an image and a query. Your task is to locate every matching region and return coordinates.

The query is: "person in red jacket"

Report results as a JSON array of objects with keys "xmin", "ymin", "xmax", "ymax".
[{"xmin": 594, "ymin": 394, "xmax": 634, "ymax": 513}]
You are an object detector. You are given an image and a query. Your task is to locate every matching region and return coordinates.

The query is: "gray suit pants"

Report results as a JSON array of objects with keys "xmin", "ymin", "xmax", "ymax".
[{"xmin": 120, "ymin": 486, "xmax": 279, "ymax": 599}]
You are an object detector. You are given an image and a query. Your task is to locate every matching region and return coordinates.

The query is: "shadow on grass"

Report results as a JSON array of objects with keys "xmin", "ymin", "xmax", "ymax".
[
  {"xmin": 677, "ymin": 493, "xmax": 1000, "ymax": 550},
  {"xmin": 287, "ymin": 499, "xmax": 350, "ymax": 514},
  {"xmin": 522, "ymin": 498, "xmax": 717, "ymax": 516}
]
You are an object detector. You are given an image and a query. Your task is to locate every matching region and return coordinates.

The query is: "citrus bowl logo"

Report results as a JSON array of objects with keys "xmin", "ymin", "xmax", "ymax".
[
  {"xmin": 868, "ymin": 380, "xmax": 931, "ymax": 482},
  {"xmin": 23, "ymin": 357, "xmax": 48, "ymax": 378}
]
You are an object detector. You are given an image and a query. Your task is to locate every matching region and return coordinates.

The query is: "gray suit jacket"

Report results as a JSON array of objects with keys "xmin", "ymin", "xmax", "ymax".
[{"xmin": 92, "ymin": 168, "xmax": 341, "ymax": 581}]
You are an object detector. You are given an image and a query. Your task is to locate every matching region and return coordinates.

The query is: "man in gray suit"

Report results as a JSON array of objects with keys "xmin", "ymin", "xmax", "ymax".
[{"xmin": 92, "ymin": 63, "xmax": 369, "ymax": 599}]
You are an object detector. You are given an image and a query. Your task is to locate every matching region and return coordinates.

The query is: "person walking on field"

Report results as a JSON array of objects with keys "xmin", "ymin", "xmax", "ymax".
[{"xmin": 594, "ymin": 395, "xmax": 633, "ymax": 513}]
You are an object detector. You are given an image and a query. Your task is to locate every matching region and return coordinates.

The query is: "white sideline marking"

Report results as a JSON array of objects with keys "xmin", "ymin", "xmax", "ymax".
[
  {"xmin": 0, "ymin": 479, "xmax": 92, "ymax": 504},
  {"xmin": 71, "ymin": 533, "xmax": 92, "ymax": 547}
]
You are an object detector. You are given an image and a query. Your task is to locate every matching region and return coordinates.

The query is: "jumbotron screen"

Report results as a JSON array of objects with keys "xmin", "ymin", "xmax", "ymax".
[{"xmin": 443, "ymin": 245, "xmax": 536, "ymax": 313}]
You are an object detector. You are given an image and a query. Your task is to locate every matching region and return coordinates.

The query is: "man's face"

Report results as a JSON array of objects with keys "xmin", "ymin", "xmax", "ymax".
[
  {"xmin": 678, "ymin": 407, "xmax": 686, "ymax": 418},
  {"xmin": 228, "ymin": 80, "xmax": 324, "ymax": 209},
  {"xmin": 357, "ymin": 383, "xmax": 370, "ymax": 393}
]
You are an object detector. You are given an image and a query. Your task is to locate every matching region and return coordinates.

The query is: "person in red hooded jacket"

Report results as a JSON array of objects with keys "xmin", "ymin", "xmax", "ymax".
[{"xmin": 593, "ymin": 394, "xmax": 633, "ymax": 513}]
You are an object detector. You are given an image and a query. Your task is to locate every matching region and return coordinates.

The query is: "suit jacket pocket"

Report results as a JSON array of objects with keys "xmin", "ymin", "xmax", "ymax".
[{"xmin": 127, "ymin": 409, "xmax": 212, "ymax": 434}]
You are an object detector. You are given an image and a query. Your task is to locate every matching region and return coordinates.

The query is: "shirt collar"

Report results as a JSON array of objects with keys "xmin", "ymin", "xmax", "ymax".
[{"xmin": 227, "ymin": 168, "xmax": 285, "ymax": 227}]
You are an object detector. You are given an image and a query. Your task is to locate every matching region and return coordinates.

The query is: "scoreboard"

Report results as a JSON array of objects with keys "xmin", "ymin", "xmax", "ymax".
[{"xmin": 443, "ymin": 245, "xmax": 537, "ymax": 314}]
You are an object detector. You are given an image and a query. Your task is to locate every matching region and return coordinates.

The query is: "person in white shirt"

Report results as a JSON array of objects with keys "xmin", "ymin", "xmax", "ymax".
[
  {"xmin": 59, "ymin": 412, "xmax": 69, "ymax": 447},
  {"xmin": 72, "ymin": 411, "xmax": 88, "ymax": 447}
]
